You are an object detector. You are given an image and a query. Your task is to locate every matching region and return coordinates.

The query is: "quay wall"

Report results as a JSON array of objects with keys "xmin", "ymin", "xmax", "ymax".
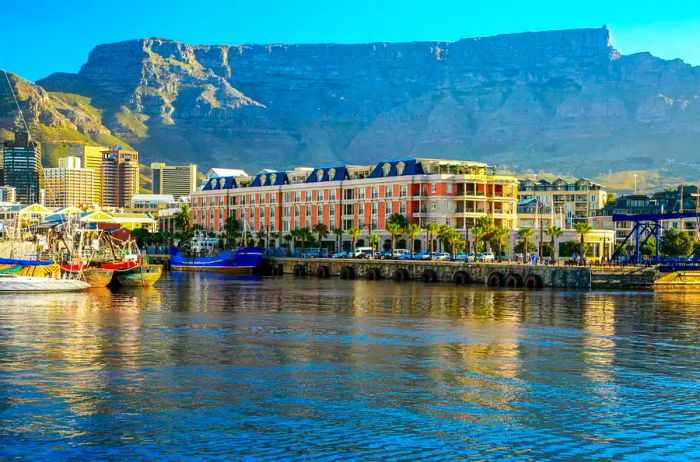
[{"xmin": 268, "ymin": 258, "xmax": 592, "ymax": 289}]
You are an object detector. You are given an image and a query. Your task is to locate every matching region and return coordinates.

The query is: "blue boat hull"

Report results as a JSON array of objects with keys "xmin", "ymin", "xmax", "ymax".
[{"xmin": 169, "ymin": 247, "xmax": 265, "ymax": 273}]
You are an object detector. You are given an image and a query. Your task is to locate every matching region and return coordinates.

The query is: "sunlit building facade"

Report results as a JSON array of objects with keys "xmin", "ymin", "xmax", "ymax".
[{"xmin": 191, "ymin": 158, "xmax": 518, "ymax": 250}]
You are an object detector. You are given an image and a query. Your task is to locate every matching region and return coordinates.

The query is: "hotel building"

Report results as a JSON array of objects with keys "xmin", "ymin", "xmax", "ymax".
[
  {"xmin": 101, "ymin": 148, "xmax": 140, "ymax": 208},
  {"xmin": 191, "ymin": 158, "xmax": 518, "ymax": 251},
  {"xmin": 70, "ymin": 145, "xmax": 106, "ymax": 206},
  {"xmin": 150, "ymin": 163, "xmax": 197, "ymax": 199},
  {"xmin": 43, "ymin": 156, "xmax": 95, "ymax": 208},
  {"xmin": 1, "ymin": 131, "xmax": 42, "ymax": 204},
  {"xmin": 517, "ymin": 178, "xmax": 607, "ymax": 229}
]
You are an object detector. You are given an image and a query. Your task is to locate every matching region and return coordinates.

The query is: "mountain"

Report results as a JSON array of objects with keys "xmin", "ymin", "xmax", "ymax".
[{"xmin": 3, "ymin": 27, "xmax": 700, "ymax": 186}]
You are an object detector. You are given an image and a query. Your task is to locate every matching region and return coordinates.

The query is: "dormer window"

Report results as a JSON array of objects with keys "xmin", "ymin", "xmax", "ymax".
[
  {"xmin": 316, "ymin": 169, "xmax": 324, "ymax": 181},
  {"xmin": 260, "ymin": 174, "xmax": 267, "ymax": 185},
  {"xmin": 382, "ymin": 163, "xmax": 391, "ymax": 177},
  {"xmin": 396, "ymin": 161, "xmax": 405, "ymax": 176},
  {"xmin": 270, "ymin": 173, "xmax": 277, "ymax": 184},
  {"xmin": 328, "ymin": 168, "xmax": 336, "ymax": 180}
]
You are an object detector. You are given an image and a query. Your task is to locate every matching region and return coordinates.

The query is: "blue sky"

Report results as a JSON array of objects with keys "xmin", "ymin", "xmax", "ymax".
[{"xmin": 5, "ymin": 0, "xmax": 700, "ymax": 81}]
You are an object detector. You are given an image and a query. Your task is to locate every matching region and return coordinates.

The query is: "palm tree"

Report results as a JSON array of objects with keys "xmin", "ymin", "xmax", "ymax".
[
  {"xmin": 332, "ymin": 227, "xmax": 344, "ymax": 251},
  {"xmin": 386, "ymin": 222, "xmax": 403, "ymax": 253},
  {"xmin": 518, "ymin": 227, "xmax": 535, "ymax": 262},
  {"xmin": 491, "ymin": 226, "xmax": 510, "ymax": 260},
  {"xmin": 268, "ymin": 231, "xmax": 280, "ymax": 249},
  {"xmin": 290, "ymin": 228, "xmax": 301, "ymax": 252},
  {"xmin": 224, "ymin": 216, "xmax": 240, "ymax": 248},
  {"xmin": 573, "ymin": 221, "xmax": 593, "ymax": 262},
  {"xmin": 471, "ymin": 225, "xmax": 486, "ymax": 254},
  {"xmin": 297, "ymin": 227, "xmax": 313, "ymax": 253},
  {"xmin": 367, "ymin": 233, "xmax": 380, "ymax": 256},
  {"xmin": 255, "ymin": 229, "xmax": 268, "ymax": 248},
  {"xmin": 386, "ymin": 213, "xmax": 409, "ymax": 229},
  {"xmin": 312, "ymin": 223, "xmax": 329, "ymax": 254},
  {"xmin": 404, "ymin": 223, "xmax": 423, "ymax": 258},
  {"xmin": 425, "ymin": 222, "xmax": 439, "ymax": 258},
  {"xmin": 283, "ymin": 234, "xmax": 293, "ymax": 254},
  {"xmin": 174, "ymin": 203, "xmax": 192, "ymax": 235},
  {"xmin": 447, "ymin": 230, "xmax": 462, "ymax": 259},
  {"xmin": 437, "ymin": 224, "xmax": 453, "ymax": 253},
  {"xmin": 348, "ymin": 227, "xmax": 362, "ymax": 257},
  {"xmin": 544, "ymin": 225, "xmax": 564, "ymax": 262}
]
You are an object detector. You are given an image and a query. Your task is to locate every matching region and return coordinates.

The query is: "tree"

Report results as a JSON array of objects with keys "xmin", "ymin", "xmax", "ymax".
[
  {"xmin": 332, "ymin": 227, "xmax": 344, "ymax": 251},
  {"xmin": 367, "ymin": 233, "xmax": 380, "ymax": 255},
  {"xmin": 404, "ymin": 223, "xmax": 423, "ymax": 258},
  {"xmin": 694, "ymin": 241, "xmax": 700, "ymax": 258},
  {"xmin": 386, "ymin": 223, "xmax": 403, "ymax": 253},
  {"xmin": 489, "ymin": 226, "xmax": 510, "ymax": 259},
  {"xmin": 437, "ymin": 224, "xmax": 453, "ymax": 252},
  {"xmin": 283, "ymin": 234, "xmax": 293, "ymax": 254},
  {"xmin": 312, "ymin": 223, "xmax": 329, "ymax": 253},
  {"xmin": 447, "ymin": 230, "xmax": 462, "ymax": 258},
  {"xmin": 387, "ymin": 213, "xmax": 409, "ymax": 229},
  {"xmin": 255, "ymin": 229, "xmax": 268, "ymax": 248},
  {"xmin": 297, "ymin": 227, "xmax": 313, "ymax": 252},
  {"xmin": 224, "ymin": 216, "xmax": 241, "ymax": 248},
  {"xmin": 290, "ymin": 229, "xmax": 301, "ymax": 251},
  {"xmin": 471, "ymin": 225, "xmax": 486, "ymax": 254},
  {"xmin": 174, "ymin": 203, "xmax": 193, "ymax": 235},
  {"xmin": 544, "ymin": 225, "xmax": 564, "ymax": 262},
  {"xmin": 268, "ymin": 231, "xmax": 280, "ymax": 249},
  {"xmin": 348, "ymin": 227, "xmax": 362, "ymax": 256},
  {"xmin": 640, "ymin": 236, "xmax": 656, "ymax": 257},
  {"xmin": 518, "ymin": 227, "xmax": 535, "ymax": 261},
  {"xmin": 661, "ymin": 229, "xmax": 695, "ymax": 257},
  {"xmin": 573, "ymin": 221, "xmax": 593, "ymax": 260},
  {"xmin": 424, "ymin": 222, "xmax": 439, "ymax": 258},
  {"xmin": 514, "ymin": 240, "xmax": 537, "ymax": 255},
  {"xmin": 130, "ymin": 228, "xmax": 151, "ymax": 246},
  {"xmin": 561, "ymin": 239, "xmax": 590, "ymax": 257},
  {"xmin": 605, "ymin": 192, "xmax": 617, "ymax": 207}
]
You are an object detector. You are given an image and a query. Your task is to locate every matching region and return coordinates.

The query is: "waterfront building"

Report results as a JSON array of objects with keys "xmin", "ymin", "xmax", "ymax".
[
  {"xmin": 126, "ymin": 194, "xmax": 181, "ymax": 215},
  {"xmin": 43, "ymin": 156, "xmax": 95, "ymax": 208},
  {"xmin": 150, "ymin": 163, "xmax": 197, "ymax": 199},
  {"xmin": 204, "ymin": 168, "xmax": 248, "ymax": 181},
  {"xmin": 1, "ymin": 131, "xmax": 42, "ymax": 204},
  {"xmin": 518, "ymin": 178, "xmax": 607, "ymax": 229},
  {"xmin": 157, "ymin": 197, "xmax": 190, "ymax": 234},
  {"xmin": 191, "ymin": 158, "xmax": 518, "ymax": 251},
  {"xmin": 69, "ymin": 145, "xmax": 107, "ymax": 206},
  {"xmin": 101, "ymin": 148, "xmax": 139, "ymax": 208}
]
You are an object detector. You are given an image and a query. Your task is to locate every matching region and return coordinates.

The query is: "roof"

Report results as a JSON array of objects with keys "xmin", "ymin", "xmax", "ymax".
[
  {"xmin": 304, "ymin": 166, "xmax": 348, "ymax": 183},
  {"xmin": 131, "ymin": 194, "xmax": 176, "ymax": 203},
  {"xmin": 251, "ymin": 171, "xmax": 288, "ymax": 187},
  {"xmin": 368, "ymin": 159, "xmax": 424, "ymax": 178},
  {"xmin": 202, "ymin": 176, "xmax": 238, "ymax": 191},
  {"xmin": 206, "ymin": 168, "xmax": 248, "ymax": 178}
]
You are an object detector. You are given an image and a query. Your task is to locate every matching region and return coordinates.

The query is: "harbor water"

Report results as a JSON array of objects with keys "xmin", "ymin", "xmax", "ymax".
[{"xmin": 1, "ymin": 274, "xmax": 699, "ymax": 460}]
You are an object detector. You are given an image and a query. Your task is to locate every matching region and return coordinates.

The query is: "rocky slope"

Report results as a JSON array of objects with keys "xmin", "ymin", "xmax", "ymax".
[{"xmin": 7, "ymin": 27, "xmax": 700, "ymax": 180}]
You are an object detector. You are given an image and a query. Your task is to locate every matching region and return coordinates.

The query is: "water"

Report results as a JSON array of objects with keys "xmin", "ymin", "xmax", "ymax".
[{"xmin": 1, "ymin": 274, "xmax": 700, "ymax": 460}]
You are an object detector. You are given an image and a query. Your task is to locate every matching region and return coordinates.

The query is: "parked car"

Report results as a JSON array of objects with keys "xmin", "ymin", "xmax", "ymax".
[
  {"xmin": 391, "ymin": 249, "xmax": 410, "ymax": 259},
  {"xmin": 413, "ymin": 252, "xmax": 430, "ymax": 260},
  {"xmin": 331, "ymin": 250, "xmax": 350, "ymax": 258},
  {"xmin": 454, "ymin": 252, "xmax": 468, "ymax": 261},
  {"xmin": 353, "ymin": 247, "xmax": 374, "ymax": 258},
  {"xmin": 477, "ymin": 252, "xmax": 495, "ymax": 262},
  {"xmin": 399, "ymin": 251, "xmax": 414, "ymax": 260},
  {"xmin": 433, "ymin": 252, "xmax": 451, "ymax": 261}
]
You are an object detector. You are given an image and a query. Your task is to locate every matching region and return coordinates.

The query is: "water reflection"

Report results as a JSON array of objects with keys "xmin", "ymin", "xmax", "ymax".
[{"xmin": 1, "ymin": 275, "xmax": 699, "ymax": 459}]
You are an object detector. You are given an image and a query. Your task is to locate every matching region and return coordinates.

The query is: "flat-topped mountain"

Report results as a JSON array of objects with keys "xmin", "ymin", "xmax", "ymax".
[{"xmin": 3, "ymin": 27, "xmax": 700, "ymax": 184}]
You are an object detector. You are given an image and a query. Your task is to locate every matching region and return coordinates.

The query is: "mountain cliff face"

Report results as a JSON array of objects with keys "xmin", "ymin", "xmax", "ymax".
[{"xmin": 14, "ymin": 27, "xmax": 700, "ymax": 177}]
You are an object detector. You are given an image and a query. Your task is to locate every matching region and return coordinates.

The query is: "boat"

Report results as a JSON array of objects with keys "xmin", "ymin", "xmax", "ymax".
[
  {"xmin": 0, "ymin": 273, "xmax": 89, "ymax": 292},
  {"xmin": 61, "ymin": 264, "xmax": 114, "ymax": 288},
  {"xmin": 115, "ymin": 264, "xmax": 163, "ymax": 287},
  {"xmin": 170, "ymin": 246, "xmax": 265, "ymax": 273}
]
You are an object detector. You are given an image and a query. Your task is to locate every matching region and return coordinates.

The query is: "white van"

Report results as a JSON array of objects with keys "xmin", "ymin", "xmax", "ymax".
[{"xmin": 354, "ymin": 247, "xmax": 374, "ymax": 258}]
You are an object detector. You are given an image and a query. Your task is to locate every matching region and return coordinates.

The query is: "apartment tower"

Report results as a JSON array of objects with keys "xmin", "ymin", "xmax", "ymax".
[{"xmin": 101, "ymin": 148, "xmax": 139, "ymax": 208}]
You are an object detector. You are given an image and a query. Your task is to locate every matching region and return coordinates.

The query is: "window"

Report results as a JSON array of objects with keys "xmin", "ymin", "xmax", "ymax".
[
  {"xmin": 385, "ymin": 186, "xmax": 393, "ymax": 198},
  {"xmin": 372, "ymin": 203, "xmax": 378, "ymax": 215},
  {"xmin": 386, "ymin": 202, "xmax": 392, "ymax": 215},
  {"xmin": 260, "ymin": 174, "xmax": 267, "ymax": 185},
  {"xmin": 284, "ymin": 192, "xmax": 291, "ymax": 202},
  {"xmin": 295, "ymin": 192, "xmax": 301, "ymax": 202},
  {"xmin": 446, "ymin": 184, "xmax": 453, "ymax": 194},
  {"xmin": 316, "ymin": 169, "xmax": 324, "ymax": 181},
  {"xmin": 270, "ymin": 173, "xmax": 277, "ymax": 184},
  {"xmin": 358, "ymin": 203, "xmax": 365, "ymax": 215},
  {"xmin": 432, "ymin": 202, "xmax": 437, "ymax": 210},
  {"xmin": 400, "ymin": 202, "xmax": 407, "ymax": 214},
  {"xmin": 382, "ymin": 163, "xmax": 391, "ymax": 176},
  {"xmin": 329, "ymin": 206, "xmax": 335, "ymax": 217},
  {"xmin": 294, "ymin": 206, "xmax": 300, "ymax": 217},
  {"xmin": 306, "ymin": 206, "xmax": 311, "ymax": 217},
  {"xmin": 344, "ymin": 189, "xmax": 354, "ymax": 200},
  {"xmin": 344, "ymin": 204, "xmax": 354, "ymax": 215},
  {"xmin": 372, "ymin": 187, "xmax": 379, "ymax": 198},
  {"xmin": 431, "ymin": 184, "xmax": 437, "ymax": 193},
  {"xmin": 330, "ymin": 189, "xmax": 336, "ymax": 200},
  {"xmin": 328, "ymin": 168, "xmax": 336, "ymax": 180},
  {"xmin": 396, "ymin": 161, "xmax": 405, "ymax": 175},
  {"xmin": 358, "ymin": 188, "xmax": 365, "ymax": 199},
  {"xmin": 400, "ymin": 185, "xmax": 407, "ymax": 197}
]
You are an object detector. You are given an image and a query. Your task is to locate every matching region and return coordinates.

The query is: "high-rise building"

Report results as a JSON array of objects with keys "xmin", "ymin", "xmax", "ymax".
[
  {"xmin": 0, "ymin": 186, "xmax": 16, "ymax": 203},
  {"xmin": 101, "ymin": 148, "xmax": 139, "ymax": 208},
  {"xmin": 43, "ymin": 156, "xmax": 95, "ymax": 208},
  {"xmin": 70, "ymin": 145, "xmax": 106, "ymax": 206},
  {"xmin": 1, "ymin": 131, "xmax": 42, "ymax": 204},
  {"xmin": 150, "ymin": 163, "xmax": 197, "ymax": 199}
]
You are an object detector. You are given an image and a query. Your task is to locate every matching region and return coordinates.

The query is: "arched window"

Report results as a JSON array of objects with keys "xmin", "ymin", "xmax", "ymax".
[
  {"xmin": 396, "ymin": 161, "xmax": 405, "ymax": 176},
  {"xmin": 382, "ymin": 163, "xmax": 392, "ymax": 177},
  {"xmin": 260, "ymin": 174, "xmax": 267, "ymax": 185},
  {"xmin": 270, "ymin": 173, "xmax": 277, "ymax": 184},
  {"xmin": 316, "ymin": 169, "xmax": 324, "ymax": 181},
  {"xmin": 328, "ymin": 168, "xmax": 336, "ymax": 180}
]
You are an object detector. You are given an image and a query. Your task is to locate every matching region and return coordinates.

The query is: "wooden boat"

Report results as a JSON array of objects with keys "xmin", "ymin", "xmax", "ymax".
[
  {"xmin": 115, "ymin": 264, "xmax": 162, "ymax": 287},
  {"xmin": 0, "ymin": 274, "xmax": 90, "ymax": 292},
  {"xmin": 61, "ymin": 264, "xmax": 114, "ymax": 288}
]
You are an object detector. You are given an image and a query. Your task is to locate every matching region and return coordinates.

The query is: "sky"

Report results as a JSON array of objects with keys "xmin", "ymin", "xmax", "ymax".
[{"xmin": 5, "ymin": 0, "xmax": 700, "ymax": 81}]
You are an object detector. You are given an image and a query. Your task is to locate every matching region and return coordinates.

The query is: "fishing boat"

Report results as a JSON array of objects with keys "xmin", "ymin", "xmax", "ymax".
[
  {"xmin": 170, "ymin": 244, "xmax": 264, "ymax": 274},
  {"xmin": 0, "ymin": 274, "xmax": 90, "ymax": 292},
  {"xmin": 115, "ymin": 263, "xmax": 163, "ymax": 287},
  {"xmin": 61, "ymin": 263, "xmax": 114, "ymax": 288}
]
